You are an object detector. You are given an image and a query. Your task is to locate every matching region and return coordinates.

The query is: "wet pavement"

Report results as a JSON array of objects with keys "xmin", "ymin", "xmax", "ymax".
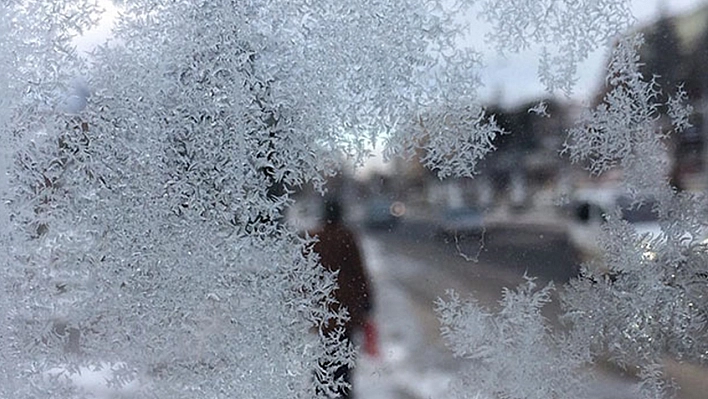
[{"xmin": 353, "ymin": 220, "xmax": 706, "ymax": 399}]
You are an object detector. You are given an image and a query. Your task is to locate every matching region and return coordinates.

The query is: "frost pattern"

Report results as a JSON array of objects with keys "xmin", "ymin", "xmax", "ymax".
[
  {"xmin": 433, "ymin": 20, "xmax": 708, "ymax": 399},
  {"xmin": 667, "ymin": 85, "xmax": 694, "ymax": 134},
  {"xmin": 380, "ymin": 11, "xmax": 507, "ymax": 179},
  {"xmin": 561, "ymin": 31, "xmax": 708, "ymax": 396},
  {"xmin": 564, "ymin": 34, "xmax": 684, "ymax": 198},
  {"xmin": 5, "ymin": 0, "xmax": 708, "ymax": 398},
  {"xmin": 2, "ymin": 0, "xmax": 494, "ymax": 397},
  {"xmin": 528, "ymin": 100, "xmax": 550, "ymax": 118},
  {"xmin": 562, "ymin": 211, "xmax": 708, "ymax": 367},
  {"xmin": 436, "ymin": 278, "xmax": 592, "ymax": 399},
  {"xmin": 472, "ymin": 0, "xmax": 634, "ymax": 94},
  {"xmin": 1, "ymin": 1, "xmax": 100, "ymax": 398},
  {"xmin": 387, "ymin": 104, "xmax": 506, "ymax": 179}
]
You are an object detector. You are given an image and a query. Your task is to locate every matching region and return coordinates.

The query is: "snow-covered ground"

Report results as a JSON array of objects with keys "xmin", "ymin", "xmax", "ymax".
[{"xmin": 354, "ymin": 236, "xmax": 454, "ymax": 399}]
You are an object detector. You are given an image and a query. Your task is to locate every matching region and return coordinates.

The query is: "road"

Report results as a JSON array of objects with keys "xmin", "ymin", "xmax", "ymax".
[
  {"xmin": 352, "ymin": 217, "xmax": 687, "ymax": 399},
  {"xmin": 367, "ymin": 218, "xmax": 578, "ymax": 307}
]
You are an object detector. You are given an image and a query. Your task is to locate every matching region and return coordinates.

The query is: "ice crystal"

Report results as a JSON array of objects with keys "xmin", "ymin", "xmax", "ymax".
[
  {"xmin": 562, "ymin": 204, "xmax": 708, "ymax": 373},
  {"xmin": 564, "ymin": 34, "xmax": 693, "ymax": 199},
  {"xmin": 388, "ymin": 104, "xmax": 506, "ymax": 179},
  {"xmin": 667, "ymin": 85, "xmax": 693, "ymax": 134},
  {"xmin": 4, "ymin": 0, "xmax": 708, "ymax": 398},
  {"xmin": 1, "ymin": 1, "xmax": 100, "ymax": 397},
  {"xmin": 528, "ymin": 100, "xmax": 550, "ymax": 118},
  {"xmin": 471, "ymin": 0, "xmax": 634, "ymax": 95},
  {"xmin": 436, "ymin": 278, "xmax": 592, "ymax": 399},
  {"xmin": 561, "ymin": 30, "xmax": 708, "ymax": 398},
  {"xmin": 1, "ymin": 0, "xmax": 492, "ymax": 397}
]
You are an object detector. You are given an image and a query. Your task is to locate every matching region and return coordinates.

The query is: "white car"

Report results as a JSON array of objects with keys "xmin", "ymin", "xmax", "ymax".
[{"xmin": 566, "ymin": 188, "xmax": 663, "ymax": 264}]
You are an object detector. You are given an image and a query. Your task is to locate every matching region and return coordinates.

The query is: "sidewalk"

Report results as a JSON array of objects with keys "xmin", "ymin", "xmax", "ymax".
[{"xmin": 354, "ymin": 235, "xmax": 456, "ymax": 399}]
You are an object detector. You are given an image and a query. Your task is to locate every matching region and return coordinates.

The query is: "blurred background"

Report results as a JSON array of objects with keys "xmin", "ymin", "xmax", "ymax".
[{"xmin": 284, "ymin": 4, "xmax": 708, "ymax": 398}]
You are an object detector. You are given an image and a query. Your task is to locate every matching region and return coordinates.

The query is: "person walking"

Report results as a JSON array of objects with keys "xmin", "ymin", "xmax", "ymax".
[{"xmin": 310, "ymin": 197, "xmax": 374, "ymax": 399}]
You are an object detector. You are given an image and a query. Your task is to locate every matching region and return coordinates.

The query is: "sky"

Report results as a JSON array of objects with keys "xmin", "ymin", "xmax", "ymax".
[
  {"xmin": 76, "ymin": 0, "xmax": 708, "ymax": 109},
  {"xmin": 472, "ymin": 0, "xmax": 708, "ymax": 107}
]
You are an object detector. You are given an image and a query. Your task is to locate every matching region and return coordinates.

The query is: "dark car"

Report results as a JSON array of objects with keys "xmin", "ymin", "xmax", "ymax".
[{"xmin": 364, "ymin": 199, "xmax": 403, "ymax": 230}]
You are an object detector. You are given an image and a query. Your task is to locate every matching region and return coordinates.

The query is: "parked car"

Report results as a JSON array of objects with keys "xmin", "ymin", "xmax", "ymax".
[
  {"xmin": 566, "ymin": 187, "xmax": 662, "ymax": 265},
  {"xmin": 364, "ymin": 199, "xmax": 404, "ymax": 230},
  {"xmin": 436, "ymin": 206, "xmax": 485, "ymax": 237}
]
